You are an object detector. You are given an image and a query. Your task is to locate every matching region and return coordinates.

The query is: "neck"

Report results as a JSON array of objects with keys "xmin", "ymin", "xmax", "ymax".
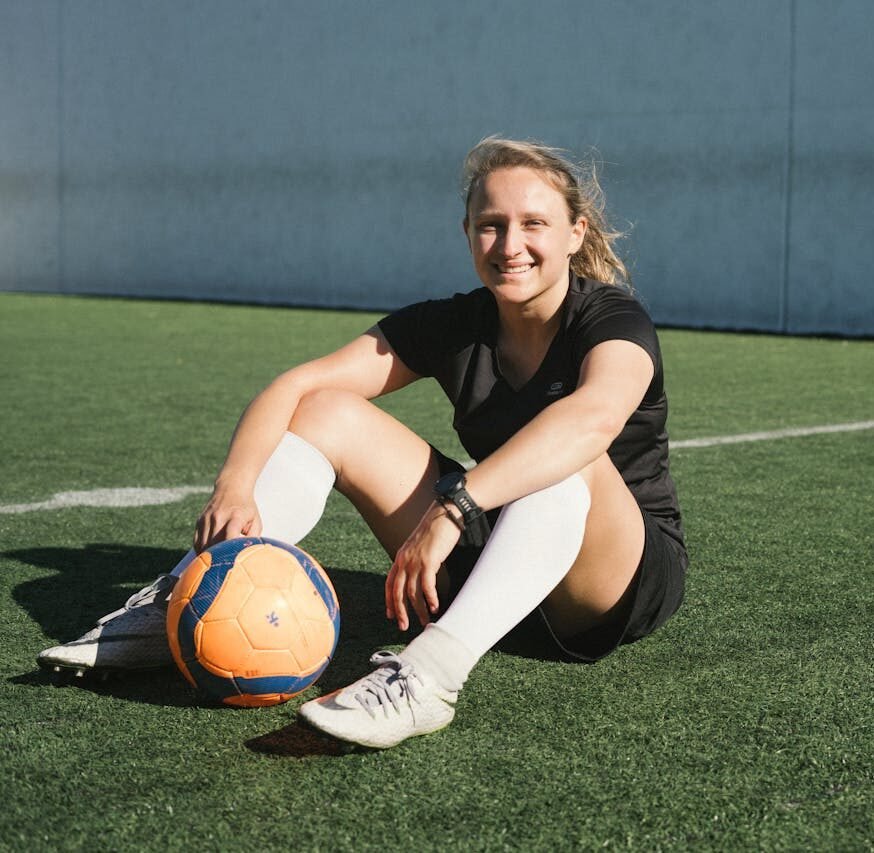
[
  {"xmin": 494, "ymin": 277, "xmax": 568, "ymax": 346},
  {"xmin": 496, "ymin": 300, "xmax": 562, "ymax": 347},
  {"xmin": 493, "ymin": 296, "xmax": 565, "ymax": 391}
]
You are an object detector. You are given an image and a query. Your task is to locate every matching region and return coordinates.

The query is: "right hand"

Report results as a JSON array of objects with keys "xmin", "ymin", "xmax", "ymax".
[{"xmin": 194, "ymin": 488, "xmax": 262, "ymax": 552}]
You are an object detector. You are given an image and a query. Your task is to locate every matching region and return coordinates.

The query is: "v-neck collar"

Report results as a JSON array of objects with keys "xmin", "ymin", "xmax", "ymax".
[{"xmin": 485, "ymin": 274, "xmax": 574, "ymax": 393}]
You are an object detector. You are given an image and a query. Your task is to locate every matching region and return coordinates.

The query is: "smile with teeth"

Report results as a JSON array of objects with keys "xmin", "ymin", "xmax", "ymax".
[{"xmin": 496, "ymin": 263, "xmax": 535, "ymax": 274}]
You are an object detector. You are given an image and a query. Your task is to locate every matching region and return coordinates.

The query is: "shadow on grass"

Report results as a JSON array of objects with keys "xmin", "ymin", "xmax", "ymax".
[
  {"xmin": 9, "ymin": 543, "xmax": 188, "ymax": 642},
  {"xmin": 5, "ymin": 542, "xmax": 412, "ymax": 707},
  {"xmin": 6, "ymin": 541, "xmax": 562, "ymax": 749},
  {"xmin": 8, "ymin": 666, "xmax": 198, "ymax": 707},
  {"xmin": 244, "ymin": 720, "xmax": 362, "ymax": 758}
]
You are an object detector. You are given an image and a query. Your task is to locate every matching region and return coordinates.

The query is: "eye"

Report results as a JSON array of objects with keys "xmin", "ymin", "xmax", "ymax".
[
  {"xmin": 525, "ymin": 219, "xmax": 547, "ymax": 228},
  {"xmin": 476, "ymin": 222, "xmax": 499, "ymax": 233}
]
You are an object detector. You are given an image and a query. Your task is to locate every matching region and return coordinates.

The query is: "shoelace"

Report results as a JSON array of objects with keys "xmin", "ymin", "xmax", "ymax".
[
  {"xmin": 97, "ymin": 574, "xmax": 176, "ymax": 625},
  {"xmin": 353, "ymin": 652, "xmax": 421, "ymax": 719}
]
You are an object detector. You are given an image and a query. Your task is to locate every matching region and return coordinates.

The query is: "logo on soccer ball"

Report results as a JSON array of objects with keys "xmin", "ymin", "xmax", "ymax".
[{"xmin": 266, "ymin": 611, "xmax": 280, "ymax": 627}]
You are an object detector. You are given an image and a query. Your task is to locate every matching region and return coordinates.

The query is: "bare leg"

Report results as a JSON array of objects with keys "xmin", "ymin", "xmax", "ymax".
[
  {"xmin": 542, "ymin": 453, "xmax": 645, "ymax": 638},
  {"xmin": 288, "ymin": 389, "xmax": 442, "ymax": 558}
]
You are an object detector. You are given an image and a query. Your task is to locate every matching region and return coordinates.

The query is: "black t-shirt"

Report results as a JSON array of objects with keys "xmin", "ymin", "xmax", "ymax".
[{"xmin": 378, "ymin": 275, "xmax": 684, "ymax": 547}]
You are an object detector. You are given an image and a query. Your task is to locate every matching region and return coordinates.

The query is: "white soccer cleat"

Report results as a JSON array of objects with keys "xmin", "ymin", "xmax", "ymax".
[
  {"xmin": 298, "ymin": 650, "xmax": 457, "ymax": 749},
  {"xmin": 37, "ymin": 574, "xmax": 177, "ymax": 674}
]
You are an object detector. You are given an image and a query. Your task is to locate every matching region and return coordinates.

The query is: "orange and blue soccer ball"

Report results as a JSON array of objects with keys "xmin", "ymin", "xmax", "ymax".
[{"xmin": 166, "ymin": 537, "xmax": 339, "ymax": 707}]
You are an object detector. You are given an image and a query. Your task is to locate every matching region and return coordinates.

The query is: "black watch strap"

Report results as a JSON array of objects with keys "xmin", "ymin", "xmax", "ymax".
[{"xmin": 434, "ymin": 471, "xmax": 483, "ymax": 527}]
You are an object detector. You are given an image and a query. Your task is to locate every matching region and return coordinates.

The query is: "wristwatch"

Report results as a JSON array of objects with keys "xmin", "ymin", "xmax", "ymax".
[{"xmin": 434, "ymin": 471, "xmax": 483, "ymax": 527}]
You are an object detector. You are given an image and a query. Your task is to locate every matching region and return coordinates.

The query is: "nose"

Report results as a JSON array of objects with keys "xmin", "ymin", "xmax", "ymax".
[{"xmin": 498, "ymin": 223, "xmax": 524, "ymax": 258}]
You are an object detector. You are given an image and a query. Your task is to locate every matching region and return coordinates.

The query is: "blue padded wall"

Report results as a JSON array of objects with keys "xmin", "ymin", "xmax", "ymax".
[{"xmin": 1, "ymin": 1, "xmax": 871, "ymax": 335}]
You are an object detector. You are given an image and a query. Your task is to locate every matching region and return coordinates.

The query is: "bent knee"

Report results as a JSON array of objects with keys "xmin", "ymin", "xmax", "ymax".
[
  {"xmin": 291, "ymin": 388, "xmax": 363, "ymax": 426},
  {"xmin": 288, "ymin": 389, "xmax": 368, "ymax": 453}
]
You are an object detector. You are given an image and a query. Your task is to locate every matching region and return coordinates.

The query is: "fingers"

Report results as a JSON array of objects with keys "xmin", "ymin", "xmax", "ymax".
[
  {"xmin": 223, "ymin": 508, "xmax": 250, "ymax": 541},
  {"xmin": 193, "ymin": 512, "xmax": 213, "ymax": 553},
  {"xmin": 406, "ymin": 572, "xmax": 430, "ymax": 629},
  {"xmin": 193, "ymin": 503, "xmax": 259, "ymax": 553},
  {"xmin": 387, "ymin": 564, "xmax": 409, "ymax": 631},
  {"xmin": 422, "ymin": 570, "xmax": 440, "ymax": 619},
  {"xmin": 384, "ymin": 504, "xmax": 458, "ymax": 630},
  {"xmin": 385, "ymin": 564, "xmax": 398, "ymax": 622},
  {"xmin": 386, "ymin": 553, "xmax": 439, "ymax": 631}
]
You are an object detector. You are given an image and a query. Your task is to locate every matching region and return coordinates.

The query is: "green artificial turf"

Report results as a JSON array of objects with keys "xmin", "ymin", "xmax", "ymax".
[{"xmin": 1, "ymin": 293, "xmax": 872, "ymax": 851}]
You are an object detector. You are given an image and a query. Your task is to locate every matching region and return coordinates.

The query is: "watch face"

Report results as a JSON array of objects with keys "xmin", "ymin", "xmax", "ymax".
[{"xmin": 435, "ymin": 471, "xmax": 465, "ymax": 498}]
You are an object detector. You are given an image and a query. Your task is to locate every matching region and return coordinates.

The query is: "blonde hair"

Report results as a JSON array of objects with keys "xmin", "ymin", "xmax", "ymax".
[{"xmin": 462, "ymin": 136, "xmax": 629, "ymax": 286}]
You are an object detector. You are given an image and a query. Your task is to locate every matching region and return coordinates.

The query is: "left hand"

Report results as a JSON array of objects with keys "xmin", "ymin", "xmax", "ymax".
[{"xmin": 386, "ymin": 501, "xmax": 463, "ymax": 631}]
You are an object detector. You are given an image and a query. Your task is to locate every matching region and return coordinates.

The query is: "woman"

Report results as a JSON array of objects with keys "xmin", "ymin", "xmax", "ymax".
[{"xmin": 39, "ymin": 138, "xmax": 686, "ymax": 749}]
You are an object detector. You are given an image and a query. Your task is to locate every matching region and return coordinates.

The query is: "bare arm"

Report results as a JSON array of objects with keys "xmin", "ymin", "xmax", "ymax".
[
  {"xmin": 464, "ymin": 339, "xmax": 655, "ymax": 508},
  {"xmin": 215, "ymin": 327, "xmax": 416, "ymax": 493},
  {"xmin": 195, "ymin": 326, "xmax": 418, "ymax": 550}
]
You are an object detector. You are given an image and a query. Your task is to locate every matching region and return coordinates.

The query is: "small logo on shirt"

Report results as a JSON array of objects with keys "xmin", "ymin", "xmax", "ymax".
[{"xmin": 546, "ymin": 381, "xmax": 564, "ymax": 396}]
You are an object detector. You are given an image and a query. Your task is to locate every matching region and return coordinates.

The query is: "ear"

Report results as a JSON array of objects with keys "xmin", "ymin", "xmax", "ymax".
[
  {"xmin": 570, "ymin": 217, "xmax": 588, "ymax": 255},
  {"xmin": 462, "ymin": 217, "xmax": 472, "ymax": 253}
]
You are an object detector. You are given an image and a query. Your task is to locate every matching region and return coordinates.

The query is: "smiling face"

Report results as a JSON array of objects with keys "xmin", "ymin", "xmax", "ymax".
[{"xmin": 465, "ymin": 166, "xmax": 587, "ymax": 316}]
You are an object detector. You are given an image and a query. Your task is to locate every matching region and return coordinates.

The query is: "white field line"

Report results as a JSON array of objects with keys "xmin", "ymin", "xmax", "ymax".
[
  {"xmin": 1, "ymin": 420, "xmax": 872, "ymax": 515},
  {"xmin": 670, "ymin": 419, "xmax": 874, "ymax": 449},
  {"xmin": 0, "ymin": 486, "xmax": 210, "ymax": 515}
]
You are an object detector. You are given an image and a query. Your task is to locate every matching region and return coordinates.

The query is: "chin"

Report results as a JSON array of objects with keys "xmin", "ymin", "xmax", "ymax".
[{"xmin": 488, "ymin": 285, "xmax": 540, "ymax": 306}]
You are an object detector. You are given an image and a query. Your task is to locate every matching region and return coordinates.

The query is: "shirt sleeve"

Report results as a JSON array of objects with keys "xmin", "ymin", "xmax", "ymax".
[
  {"xmin": 571, "ymin": 286, "xmax": 664, "ymax": 403},
  {"xmin": 571, "ymin": 286, "xmax": 661, "ymax": 369},
  {"xmin": 377, "ymin": 297, "xmax": 462, "ymax": 378}
]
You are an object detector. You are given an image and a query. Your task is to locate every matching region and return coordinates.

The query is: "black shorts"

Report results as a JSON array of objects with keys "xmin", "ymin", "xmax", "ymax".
[{"xmin": 432, "ymin": 447, "xmax": 687, "ymax": 663}]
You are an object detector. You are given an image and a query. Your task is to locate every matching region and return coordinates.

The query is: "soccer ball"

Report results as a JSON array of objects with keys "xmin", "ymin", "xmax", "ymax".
[{"xmin": 166, "ymin": 537, "xmax": 340, "ymax": 707}]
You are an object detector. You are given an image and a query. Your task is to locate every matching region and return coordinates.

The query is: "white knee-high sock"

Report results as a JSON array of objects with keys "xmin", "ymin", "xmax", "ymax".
[
  {"xmin": 170, "ymin": 432, "xmax": 335, "ymax": 578},
  {"xmin": 401, "ymin": 475, "xmax": 591, "ymax": 690},
  {"xmin": 253, "ymin": 431, "xmax": 336, "ymax": 544}
]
